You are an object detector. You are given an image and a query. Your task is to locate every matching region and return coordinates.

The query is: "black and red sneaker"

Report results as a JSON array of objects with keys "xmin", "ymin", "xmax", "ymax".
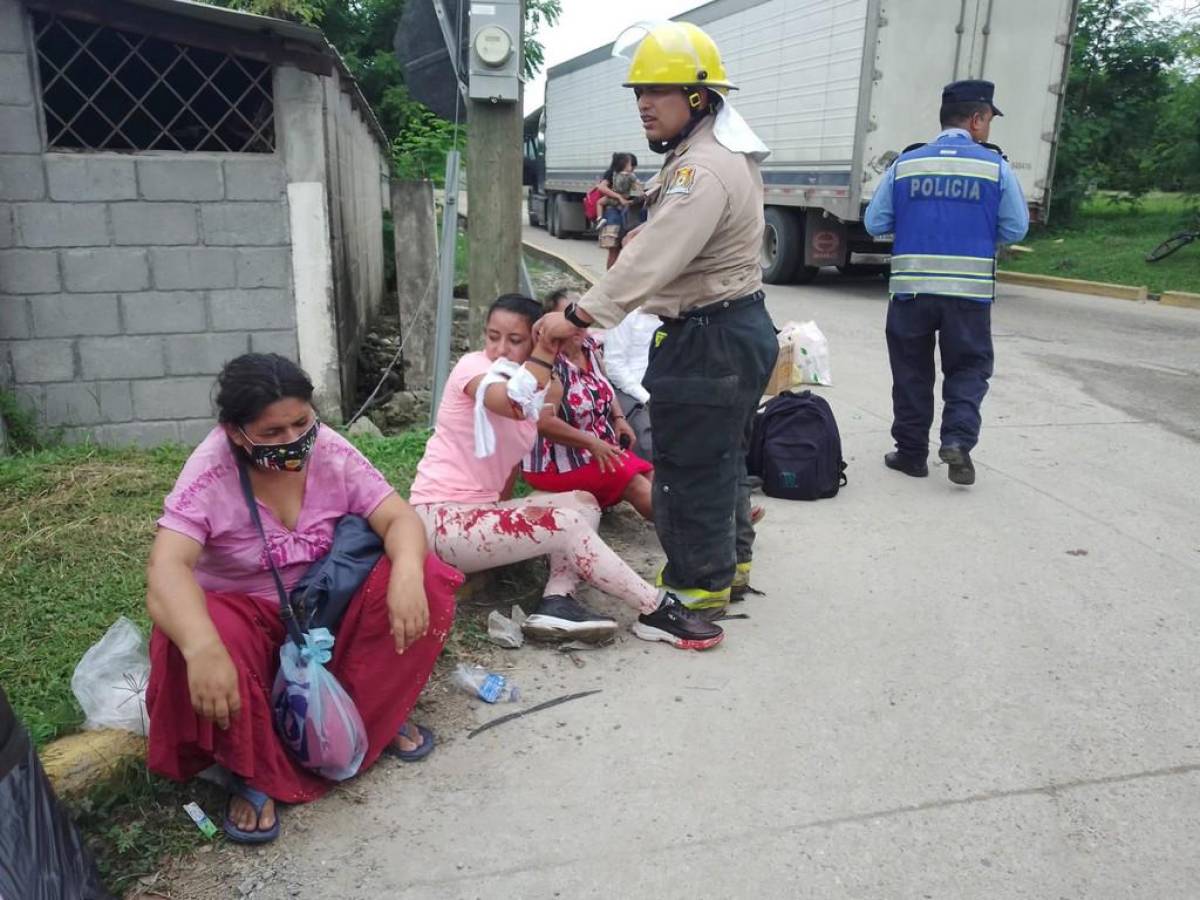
[{"xmin": 632, "ymin": 593, "xmax": 724, "ymax": 650}]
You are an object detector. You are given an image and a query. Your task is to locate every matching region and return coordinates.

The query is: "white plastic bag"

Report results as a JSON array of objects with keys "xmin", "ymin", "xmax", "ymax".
[
  {"xmin": 779, "ymin": 320, "xmax": 832, "ymax": 386},
  {"xmin": 71, "ymin": 616, "xmax": 150, "ymax": 735}
]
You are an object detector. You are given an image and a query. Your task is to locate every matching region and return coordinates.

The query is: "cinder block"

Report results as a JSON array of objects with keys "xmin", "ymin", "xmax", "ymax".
[
  {"xmin": 15, "ymin": 203, "xmax": 109, "ymax": 248},
  {"xmin": 0, "ymin": 1, "xmax": 27, "ymax": 52},
  {"xmin": 9, "ymin": 338, "xmax": 75, "ymax": 381},
  {"xmin": 47, "ymin": 156, "xmax": 137, "ymax": 201},
  {"xmin": 0, "ymin": 105, "xmax": 40, "ymax": 153},
  {"xmin": 138, "ymin": 158, "xmax": 223, "ymax": 201},
  {"xmin": 237, "ymin": 247, "xmax": 291, "ymax": 288},
  {"xmin": 209, "ymin": 288, "xmax": 294, "ymax": 331},
  {"xmin": 178, "ymin": 417, "xmax": 216, "ymax": 446},
  {"xmin": 62, "ymin": 248, "xmax": 150, "ymax": 293},
  {"xmin": 0, "ymin": 249, "xmax": 60, "ymax": 293},
  {"xmin": 78, "ymin": 335, "xmax": 165, "ymax": 379},
  {"xmin": 96, "ymin": 420, "xmax": 180, "ymax": 448},
  {"xmin": 31, "ymin": 293, "xmax": 120, "ymax": 337},
  {"xmin": 42, "ymin": 380, "xmax": 133, "ymax": 426},
  {"xmin": 151, "ymin": 247, "xmax": 237, "ymax": 290},
  {"xmin": 9, "ymin": 382, "xmax": 42, "ymax": 415},
  {"xmin": 223, "ymin": 159, "xmax": 286, "ymax": 200},
  {"xmin": 200, "ymin": 202, "xmax": 289, "ymax": 246},
  {"xmin": 0, "ymin": 53, "xmax": 32, "ymax": 104},
  {"xmin": 132, "ymin": 377, "xmax": 215, "ymax": 420},
  {"xmin": 164, "ymin": 332, "xmax": 249, "ymax": 375},
  {"xmin": 121, "ymin": 291, "xmax": 206, "ymax": 334},
  {"xmin": 110, "ymin": 202, "xmax": 198, "ymax": 246},
  {"xmin": 0, "ymin": 155, "xmax": 45, "ymax": 201},
  {"xmin": 249, "ymin": 329, "xmax": 299, "ymax": 359},
  {"xmin": 0, "ymin": 296, "xmax": 29, "ymax": 338},
  {"xmin": 0, "ymin": 204, "xmax": 12, "ymax": 247}
]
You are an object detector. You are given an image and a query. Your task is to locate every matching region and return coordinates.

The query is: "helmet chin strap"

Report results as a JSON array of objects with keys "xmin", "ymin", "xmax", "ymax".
[{"xmin": 647, "ymin": 88, "xmax": 715, "ymax": 154}]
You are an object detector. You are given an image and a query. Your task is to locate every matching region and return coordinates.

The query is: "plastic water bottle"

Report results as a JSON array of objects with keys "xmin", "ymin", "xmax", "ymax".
[{"xmin": 452, "ymin": 664, "xmax": 519, "ymax": 704}]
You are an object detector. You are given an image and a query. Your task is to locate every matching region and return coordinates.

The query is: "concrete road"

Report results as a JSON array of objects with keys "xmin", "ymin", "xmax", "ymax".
[{"xmin": 231, "ymin": 230, "xmax": 1200, "ymax": 899}]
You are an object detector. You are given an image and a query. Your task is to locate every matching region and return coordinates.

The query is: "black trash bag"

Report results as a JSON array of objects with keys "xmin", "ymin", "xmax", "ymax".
[{"xmin": 0, "ymin": 685, "xmax": 113, "ymax": 900}]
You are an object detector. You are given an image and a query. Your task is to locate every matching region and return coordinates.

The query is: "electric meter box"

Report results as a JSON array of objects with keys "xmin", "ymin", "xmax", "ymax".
[{"xmin": 468, "ymin": 0, "xmax": 521, "ymax": 103}]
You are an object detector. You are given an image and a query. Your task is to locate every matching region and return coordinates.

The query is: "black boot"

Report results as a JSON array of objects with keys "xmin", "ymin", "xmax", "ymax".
[
  {"xmin": 884, "ymin": 451, "xmax": 928, "ymax": 478},
  {"xmin": 938, "ymin": 446, "xmax": 975, "ymax": 485}
]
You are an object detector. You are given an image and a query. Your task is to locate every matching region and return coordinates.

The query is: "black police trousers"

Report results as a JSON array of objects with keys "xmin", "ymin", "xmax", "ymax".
[
  {"xmin": 885, "ymin": 294, "xmax": 994, "ymax": 457},
  {"xmin": 643, "ymin": 292, "xmax": 778, "ymax": 596}
]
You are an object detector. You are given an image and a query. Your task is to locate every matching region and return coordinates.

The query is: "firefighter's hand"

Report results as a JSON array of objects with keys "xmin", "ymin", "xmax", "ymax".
[
  {"xmin": 588, "ymin": 437, "xmax": 624, "ymax": 474},
  {"xmin": 534, "ymin": 312, "xmax": 583, "ymax": 348},
  {"xmin": 622, "ymin": 224, "xmax": 645, "ymax": 247}
]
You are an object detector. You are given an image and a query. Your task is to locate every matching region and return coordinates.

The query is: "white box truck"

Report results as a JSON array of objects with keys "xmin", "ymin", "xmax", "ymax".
[{"xmin": 526, "ymin": 0, "xmax": 1078, "ymax": 284}]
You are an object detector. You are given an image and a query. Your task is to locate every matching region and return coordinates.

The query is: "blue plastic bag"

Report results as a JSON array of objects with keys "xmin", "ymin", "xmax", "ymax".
[{"xmin": 271, "ymin": 628, "xmax": 367, "ymax": 782}]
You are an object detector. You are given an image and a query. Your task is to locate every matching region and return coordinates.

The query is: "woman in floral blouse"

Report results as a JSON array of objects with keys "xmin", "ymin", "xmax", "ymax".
[{"xmin": 522, "ymin": 290, "xmax": 654, "ymax": 519}]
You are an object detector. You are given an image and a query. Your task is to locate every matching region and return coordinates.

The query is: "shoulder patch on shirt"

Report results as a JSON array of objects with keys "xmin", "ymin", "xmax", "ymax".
[{"xmin": 665, "ymin": 166, "xmax": 696, "ymax": 196}]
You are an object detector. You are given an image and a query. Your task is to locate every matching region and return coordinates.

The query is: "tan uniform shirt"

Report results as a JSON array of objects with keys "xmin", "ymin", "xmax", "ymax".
[{"xmin": 577, "ymin": 114, "xmax": 765, "ymax": 328}]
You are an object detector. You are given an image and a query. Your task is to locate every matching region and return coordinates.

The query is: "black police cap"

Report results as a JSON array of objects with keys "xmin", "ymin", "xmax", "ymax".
[{"xmin": 941, "ymin": 79, "xmax": 1003, "ymax": 116}]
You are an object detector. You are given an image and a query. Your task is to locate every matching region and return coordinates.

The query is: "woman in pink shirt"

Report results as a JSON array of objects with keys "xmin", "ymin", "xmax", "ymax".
[
  {"xmin": 145, "ymin": 353, "xmax": 461, "ymax": 844},
  {"xmin": 410, "ymin": 294, "xmax": 722, "ymax": 651}
]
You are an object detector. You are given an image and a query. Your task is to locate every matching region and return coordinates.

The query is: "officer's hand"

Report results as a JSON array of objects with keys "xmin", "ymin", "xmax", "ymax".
[
  {"xmin": 622, "ymin": 224, "xmax": 645, "ymax": 247},
  {"xmin": 614, "ymin": 416, "xmax": 637, "ymax": 450},
  {"xmin": 588, "ymin": 437, "xmax": 623, "ymax": 474}
]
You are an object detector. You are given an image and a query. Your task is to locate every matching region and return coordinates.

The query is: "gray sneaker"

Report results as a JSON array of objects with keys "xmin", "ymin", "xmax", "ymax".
[{"xmin": 521, "ymin": 594, "xmax": 618, "ymax": 644}]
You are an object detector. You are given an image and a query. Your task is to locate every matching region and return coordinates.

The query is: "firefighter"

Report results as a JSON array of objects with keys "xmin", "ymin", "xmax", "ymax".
[
  {"xmin": 865, "ymin": 80, "xmax": 1029, "ymax": 485},
  {"xmin": 535, "ymin": 21, "xmax": 778, "ymax": 638}
]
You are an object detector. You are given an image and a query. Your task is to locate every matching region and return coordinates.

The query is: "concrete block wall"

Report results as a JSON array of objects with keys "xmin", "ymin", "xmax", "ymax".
[
  {"xmin": 0, "ymin": 0, "xmax": 298, "ymax": 447},
  {"xmin": 322, "ymin": 68, "xmax": 388, "ymax": 408}
]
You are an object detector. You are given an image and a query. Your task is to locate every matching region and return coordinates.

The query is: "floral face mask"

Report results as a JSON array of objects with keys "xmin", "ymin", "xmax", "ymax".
[{"xmin": 240, "ymin": 420, "xmax": 319, "ymax": 472}]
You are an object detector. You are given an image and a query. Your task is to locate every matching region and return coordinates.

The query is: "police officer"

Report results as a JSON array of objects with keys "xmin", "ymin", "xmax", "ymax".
[
  {"xmin": 864, "ymin": 80, "xmax": 1029, "ymax": 486},
  {"xmin": 535, "ymin": 21, "xmax": 778, "ymax": 645}
]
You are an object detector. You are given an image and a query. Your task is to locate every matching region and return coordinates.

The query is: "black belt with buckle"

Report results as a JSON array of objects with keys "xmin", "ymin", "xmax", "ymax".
[{"xmin": 661, "ymin": 290, "xmax": 765, "ymax": 326}]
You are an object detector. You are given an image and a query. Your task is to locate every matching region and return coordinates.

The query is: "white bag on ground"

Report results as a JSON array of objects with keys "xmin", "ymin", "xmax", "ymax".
[
  {"xmin": 71, "ymin": 616, "xmax": 150, "ymax": 735},
  {"xmin": 779, "ymin": 320, "xmax": 832, "ymax": 386}
]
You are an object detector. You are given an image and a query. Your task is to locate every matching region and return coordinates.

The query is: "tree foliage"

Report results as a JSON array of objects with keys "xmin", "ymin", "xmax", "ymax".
[{"xmin": 1053, "ymin": 0, "xmax": 1199, "ymax": 221}]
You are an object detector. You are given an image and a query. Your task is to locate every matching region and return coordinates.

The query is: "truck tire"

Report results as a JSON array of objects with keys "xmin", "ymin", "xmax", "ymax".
[
  {"xmin": 761, "ymin": 207, "xmax": 805, "ymax": 284},
  {"xmin": 552, "ymin": 193, "xmax": 582, "ymax": 238},
  {"xmin": 547, "ymin": 195, "xmax": 560, "ymax": 237}
]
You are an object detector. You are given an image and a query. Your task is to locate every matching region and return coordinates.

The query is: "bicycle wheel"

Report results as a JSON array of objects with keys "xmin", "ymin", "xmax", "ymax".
[{"xmin": 1145, "ymin": 231, "xmax": 1196, "ymax": 262}]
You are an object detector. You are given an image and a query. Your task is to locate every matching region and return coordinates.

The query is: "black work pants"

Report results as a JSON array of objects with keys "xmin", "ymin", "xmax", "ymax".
[
  {"xmin": 886, "ymin": 294, "xmax": 994, "ymax": 457},
  {"xmin": 644, "ymin": 293, "xmax": 778, "ymax": 596}
]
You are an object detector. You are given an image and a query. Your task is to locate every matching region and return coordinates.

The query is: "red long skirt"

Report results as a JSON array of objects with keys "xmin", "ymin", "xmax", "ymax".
[{"xmin": 146, "ymin": 555, "xmax": 461, "ymax": 804}]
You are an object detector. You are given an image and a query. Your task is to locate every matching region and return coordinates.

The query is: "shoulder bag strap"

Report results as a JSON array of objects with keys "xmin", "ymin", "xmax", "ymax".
[{"xmin": 235, "ymin": 452, "xmax": 305, "ymax": 646}]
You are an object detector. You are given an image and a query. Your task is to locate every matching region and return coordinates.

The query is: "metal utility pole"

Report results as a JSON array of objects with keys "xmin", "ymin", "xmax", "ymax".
[{"xmin": 466, "ymin": 0, "xmax": 524, "ymax": 342}]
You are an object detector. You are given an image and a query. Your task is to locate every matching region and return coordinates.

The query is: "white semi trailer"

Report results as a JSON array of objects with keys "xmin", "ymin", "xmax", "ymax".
[{"xmin": 527, "ymin": 0, "xmax": 1078, "ymax": 284}]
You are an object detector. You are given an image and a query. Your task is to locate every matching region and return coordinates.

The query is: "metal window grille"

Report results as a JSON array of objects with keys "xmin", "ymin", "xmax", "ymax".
[{"xmin": 33, "ymin": 12, "xmax": 275, "ymax": 153}]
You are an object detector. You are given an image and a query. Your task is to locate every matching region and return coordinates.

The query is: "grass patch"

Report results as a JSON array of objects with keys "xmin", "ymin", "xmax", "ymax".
[
  {"xmin": 0, "ymin": 444, "xmax": 188, "ymax": 746},
  {"xmin": 69, "ymin": 757, "xmax": 226, "ymax": 896},
  {"xmin": 1001, "ymin": 192, "xmax": 1200, "ymax": 295}
]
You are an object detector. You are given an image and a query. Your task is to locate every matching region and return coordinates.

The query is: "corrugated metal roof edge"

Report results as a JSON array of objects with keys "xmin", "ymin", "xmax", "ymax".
[{"xmin": 122, "ymin": 0, "xmax": 390, "ymax": 149}]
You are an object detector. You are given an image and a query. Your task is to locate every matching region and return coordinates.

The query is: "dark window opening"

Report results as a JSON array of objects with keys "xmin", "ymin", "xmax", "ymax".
[{"xmin": 33, "ymin": 12, "xmax": 274, "ymax": 153}]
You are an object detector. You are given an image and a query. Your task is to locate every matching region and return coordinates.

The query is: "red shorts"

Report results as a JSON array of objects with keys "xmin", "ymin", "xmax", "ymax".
[{"xmin": 523, "ymin": 453, "xmax": 653, "ymax": 509}]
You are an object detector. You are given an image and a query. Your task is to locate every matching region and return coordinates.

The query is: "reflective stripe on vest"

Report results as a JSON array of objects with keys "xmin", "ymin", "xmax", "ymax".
[
  {"xmin": 889, "ymin": 254, "xmax": 994, "ymax": 277},
  {"xmin": 888, "ymin": 274, "xmax": 995, "ymax": 300},
  {"xmin": 894, "ymin": 156, "xmax": 1000, "ymax": 182}
]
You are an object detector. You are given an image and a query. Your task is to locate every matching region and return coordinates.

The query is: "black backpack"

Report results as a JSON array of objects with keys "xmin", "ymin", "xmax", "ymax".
[{"xmin": 747, "ymin": 390, "xmax": 848, "ymax": 500}]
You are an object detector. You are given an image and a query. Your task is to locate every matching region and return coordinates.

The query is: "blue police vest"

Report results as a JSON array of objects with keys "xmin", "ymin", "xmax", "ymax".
[{"xmin": 889, "ymin": 137, "xmax": 1002, "ymax": 301}]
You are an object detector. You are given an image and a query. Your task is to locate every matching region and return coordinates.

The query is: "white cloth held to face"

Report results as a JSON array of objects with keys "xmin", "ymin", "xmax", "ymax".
[{"xmin": 473, "ymin": 358, "xmax": 549, "ymax": 458}]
